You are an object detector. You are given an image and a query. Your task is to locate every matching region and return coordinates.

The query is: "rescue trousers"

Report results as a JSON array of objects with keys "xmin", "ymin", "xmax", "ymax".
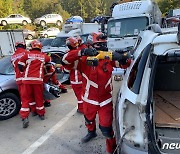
[
  {"xmin": 83, "ymin": 102, "xmax": 116, "ymax": 153},
  {"xmin": 17, "ymin": 83, "xmax": 23, "ymax": 101},
  {"xmin": 71, "ymin": 83, "xmax": 83, "ymax": 113},
  {"xmin": 19, "ymin": 84, "xmax": 45, "ymax": 119}
]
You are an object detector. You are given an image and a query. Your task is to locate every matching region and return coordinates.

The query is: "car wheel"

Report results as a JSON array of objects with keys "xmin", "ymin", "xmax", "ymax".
[
  {"xmin": 0, "ymin": 93, "xmax": 21, "ymax": 120},
  {"xmin": 1, "ymin": 20, "xmax": 7, "ymax": 26},
  {"xmin": 56, "ymin": 20, "xmax": 61, "ymax": 26},
  {"xmin": 44, "ymin": 34, "xmax": 48, "ymax": 38},
  {"xmin": 40, "ymin": 20, "xmax": 46, "ymax": 27},
  {"xmin": 22, "ymin": 20, "xmax": 28, "ymax": 25},
  {"xmin": 27, "ymin": 34, "xmax": 33, "ymax": 40}
]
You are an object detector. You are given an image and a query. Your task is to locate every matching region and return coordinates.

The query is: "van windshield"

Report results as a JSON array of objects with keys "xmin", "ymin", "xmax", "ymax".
[
  {"xmin": 107, "ymin": 17, "xmax": 149, "ymax": 38},
  {"xmin": 51, "ymin": 37, "xmax": 68, "ymax": 47}
]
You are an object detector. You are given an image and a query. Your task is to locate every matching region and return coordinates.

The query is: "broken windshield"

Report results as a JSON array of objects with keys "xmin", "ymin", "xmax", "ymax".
[{"xmin": 51, "ymin": 37, "xmax": 68, "ymax": 47}]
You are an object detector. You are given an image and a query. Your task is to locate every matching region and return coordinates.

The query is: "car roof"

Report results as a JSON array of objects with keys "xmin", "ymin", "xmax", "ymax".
[
  {"xmin": 72, "ymin": 16, "xmax": 82, "ymax": 19},
  {"xmin": 152, "ymin": 32, "xmax": 180, "ymax": 55}
]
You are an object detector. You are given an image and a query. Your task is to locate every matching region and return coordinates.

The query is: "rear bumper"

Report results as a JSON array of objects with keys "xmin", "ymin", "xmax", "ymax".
[{"xmin": 120, "ymin": 141, "xmax": 148, "ymax": 154}]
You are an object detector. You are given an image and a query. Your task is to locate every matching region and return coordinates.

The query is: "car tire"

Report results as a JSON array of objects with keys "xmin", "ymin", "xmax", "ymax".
[
  {"xmin": 0, "ymin": 93, "xmax": 21, "ymax": 120},
  {"xmin": 22, "ymin": 20, "xmax": 28, "ymax": 25},
  {"xmin": 1, "ymin": 20, "xmax": 7, "ymax": 26},
  {"xmin": 40, "ymin": 20, "xmax": 46, "ymax": 27},
  {"xmin": 56, "ymin": 20, "xmax": 61, "ymax": 26},
  {"xmin": 44, "ymin": 34, "xmax": 48, "ymax": 38},
  {"xmin": 27, "ymin": 34, "xmax": 33, "ymax": 40}
]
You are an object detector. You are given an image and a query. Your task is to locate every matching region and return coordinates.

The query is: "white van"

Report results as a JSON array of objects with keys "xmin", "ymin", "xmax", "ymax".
[{"xmin": 115, "ymin": 24, "xmax": 180, "ymax": 154}]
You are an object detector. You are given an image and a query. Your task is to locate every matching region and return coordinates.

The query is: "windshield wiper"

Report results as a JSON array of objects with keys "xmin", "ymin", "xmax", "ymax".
[
  {"xmin": 123, "ymin": 34, "xmax": 137, "ymax": 37},
  {"xmin": 108, "ymin": 34, "xmax": 125, "ymax": 38}
]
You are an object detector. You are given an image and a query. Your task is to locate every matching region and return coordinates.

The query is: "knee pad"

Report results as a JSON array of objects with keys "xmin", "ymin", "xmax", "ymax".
[
  {"xmin": 99, "ymin": 125, "xmax": 114, "ymax": 139},
  {"xmin": 84, "ymin": 116, "xmax": 94, "ymax": 125}
]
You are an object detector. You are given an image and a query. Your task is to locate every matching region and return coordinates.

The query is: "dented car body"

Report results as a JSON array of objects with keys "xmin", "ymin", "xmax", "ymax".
[{"xmin": 115, "ymin": 24, "xmax": 180, "ymax": 154}]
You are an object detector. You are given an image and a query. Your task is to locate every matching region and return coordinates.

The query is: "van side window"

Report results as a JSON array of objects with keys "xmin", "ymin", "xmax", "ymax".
[{"xmin": 128, "ymin": 44, "xmax": 151, "ymax": 94}]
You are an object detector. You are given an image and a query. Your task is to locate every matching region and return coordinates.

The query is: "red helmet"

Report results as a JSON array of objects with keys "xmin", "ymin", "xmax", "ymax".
[
  {"xmin": 15, "ymin": 41, "xmax": 26, "ymax": 49},
  {"xmin": 31, "ymin": 40, "xmax": 42, "ymax": 50},
  {"xmin": 66, "ymin": 37, "xmax": 79, "ymax": 48},
  {"xmin": 87, "ymin": 32, "xmax": 107, "ymax": 45}
]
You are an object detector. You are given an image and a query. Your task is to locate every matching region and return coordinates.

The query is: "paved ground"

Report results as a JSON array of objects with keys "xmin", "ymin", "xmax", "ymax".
[{"xmin": 0, "ymin": 78, "xmax": 122, "ymax": 154}]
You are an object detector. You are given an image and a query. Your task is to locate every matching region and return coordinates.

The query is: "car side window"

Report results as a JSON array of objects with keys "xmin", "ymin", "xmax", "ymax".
[
  {"xmin": 128, "ymin": 44, "xmax": 151, "ymax": 94},
  {"xmin": 9, "ymin": 15, "xmax": 16, "ymax": 18},
  {"xmin": 16, "ymin": 15, "xmax": 21, "ymax": 18}
]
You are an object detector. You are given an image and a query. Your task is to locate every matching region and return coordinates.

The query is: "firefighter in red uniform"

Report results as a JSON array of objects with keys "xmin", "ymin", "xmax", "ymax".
[
  {"xmin": 63, "ymin": 37, "xmax": 84, "ymax": 114},
  {"xmin": 43, "ymin": 62, "xmax": 67, "ymax": 107},
  {"xmin": 11, "ymin": 42, "xmax": 27, "ymax": 101},
  {"xmin": 18, "ymin": 40, "xmax": 51, "ymax": 128},
  {"xmin": 62, "ymin": 32, "xmax": 131, "ymax": 153}
]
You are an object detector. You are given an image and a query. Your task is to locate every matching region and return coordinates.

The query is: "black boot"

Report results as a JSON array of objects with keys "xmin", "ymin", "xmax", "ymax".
[
  {"xmin": 61, "ymin": 88, "xmax": 68, "ymax": 93},
  {"xmin": 32, "ymin": 112, "xmax": 37, "ymax": 117},
  {"xmin": 77, "ymin": 109, "xmax": 83, "ymax": 114},
  {"xmin": 39, "ymin": 115, "xmax": 45, "ymax": 120},
  {"xmin": 81, "ymin": 130, "xmax": 97, "ymax": 143},
  {"xmin": 44, "ymin": 101, "xmax": 51, "ymax": 107},
  {"xmin": 22, "ymin": 118, "xmax": 29, "ymax": 128}
]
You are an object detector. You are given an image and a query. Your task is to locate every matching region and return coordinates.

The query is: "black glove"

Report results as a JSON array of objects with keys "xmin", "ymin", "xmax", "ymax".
[
  {"xmin": 113, "ymin": 51, "xmax": 131, "ymax": 65},
  {"xmin": 114, "ymin": 49, "xmax": 124, "ymax": 53},
  {"xmin": 81, "ymin": 48, "xmax": 98, "ymax": 56}
]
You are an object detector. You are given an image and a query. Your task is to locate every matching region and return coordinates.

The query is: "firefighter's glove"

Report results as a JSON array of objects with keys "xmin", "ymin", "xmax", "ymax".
[
  {"xmin": 113, "ymin": 51, "xmax": 132, "ymax": 65},
  {"xmin": 81, "ymin": 48, "xmax": 98, "ymax": 56},
  {"xmin": 114, "ymin": 49, "xmax": 125, "ymax": 54}
]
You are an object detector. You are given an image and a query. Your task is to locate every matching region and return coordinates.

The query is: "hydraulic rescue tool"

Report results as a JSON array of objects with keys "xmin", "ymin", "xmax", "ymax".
[{"xmin": 86, "ymin": 50, "xmax": 131, "ymax": 66}]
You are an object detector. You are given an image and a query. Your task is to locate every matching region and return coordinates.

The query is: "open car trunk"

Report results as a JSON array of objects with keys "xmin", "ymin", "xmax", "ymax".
[{"xmin": 153, "ymin": 61, "xmax": 180, "ymax": 153}]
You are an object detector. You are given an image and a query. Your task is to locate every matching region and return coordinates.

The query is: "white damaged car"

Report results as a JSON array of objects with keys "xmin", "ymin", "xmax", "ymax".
[{"xmin": 115, "ymin": 24, "xmax": 180, "ymax": 154}]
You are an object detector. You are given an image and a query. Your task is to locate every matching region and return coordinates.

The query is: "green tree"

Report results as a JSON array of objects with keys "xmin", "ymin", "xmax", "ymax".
[
  {"xmin": 157, "ymin": 0, "xmax": 180, "ymax": 15},
  {"xmin": 23, "ymin": 0, "xmax": 70, "ymax": 21},
  {"xmin": 0, "ymin": 0, "xmax": 13, "ymax": 17}
]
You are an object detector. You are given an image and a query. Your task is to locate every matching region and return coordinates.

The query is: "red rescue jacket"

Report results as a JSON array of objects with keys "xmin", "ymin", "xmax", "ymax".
[
  {"xmin": 62, "ymin": 49, "xmax": 130, "ymax": 107},
  {"xmin": 11, "ymin": 48, "xmax": 28, "ymax": 84},
  {"xmin": 19, "ymin": 50, "xmax": 51, "ymax": 84}
]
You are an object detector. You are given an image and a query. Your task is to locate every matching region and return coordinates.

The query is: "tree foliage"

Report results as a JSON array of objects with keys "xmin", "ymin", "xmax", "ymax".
[
  {"xmin": 157, "ymin": 0, "xmax": 180, "ymax": 15},
  {"xmin": 0, "ymin": 0, "xmax": 179, "ymax": 30},
  {"xmin": 60, "ymin": 0, "xmax": 117, "ymax": 21}
]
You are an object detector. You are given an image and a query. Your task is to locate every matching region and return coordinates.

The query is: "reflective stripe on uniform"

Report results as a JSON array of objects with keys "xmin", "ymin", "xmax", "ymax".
[
  {"xmin": 29, "ymin": 102, "xmax": 36, "ymax": 105},
  {"xmin": 22, "ymin": 77, "xmax": 43, "ymax": 81},
  {"xmin": 82, "ymin": 73, "xmax": 112, "ymax": 107},
  {"xmin": 82, "ymin": 73, "xmax": 98, "ymax": 99},
  {"xmin": 16, "ymin": 78, "xmax": 23, "ymax": 81},
  {"xmin": 70, "ymin": 81, "xmax": 82, "ymax": 84},
  {"xmin": 78, "ymin": 100, "xmax": 83, "ymax": 104},
  {"xmin": 18, "ymin": 61, "xmax": 26, "ymax": 66},
  {"xmin": 20, "ymin": 108, "xmax": 30, "ymax": 111},
  {"xmin": 36, "ymin": 106, "xmax": 44, "ymax": 110},
  {"xmin": 82, "ymin": 96, "xmax": 112, "ymax": 107},
  {"xmin": 62, "ymin": 53, "xmax": 71, "ymax": 64},
  {"xmin": 99, "ymin": 98, "xmax": 112, "ymax": 107},
  {"xmin": 64, "ymin": 68, "xmax": 70, "ymax": 72},
  {"xmin": 105, "ymin": 77, "xmax": 112, "ymax": 89}
]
